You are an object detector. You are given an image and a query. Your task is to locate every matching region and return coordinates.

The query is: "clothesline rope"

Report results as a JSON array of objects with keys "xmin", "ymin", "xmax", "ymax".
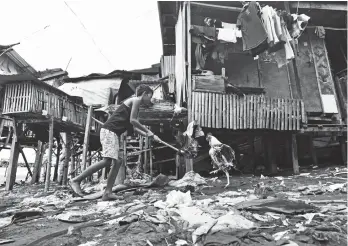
[{"xmin": 307, "ymin": 26, "xmax": 347, "ymax": 31}]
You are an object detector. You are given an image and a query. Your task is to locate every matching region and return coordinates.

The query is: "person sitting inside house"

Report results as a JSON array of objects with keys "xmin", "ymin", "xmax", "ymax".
[{"xmin": 70, "ymin": 85, "xmax": 160, "ymax": 201}]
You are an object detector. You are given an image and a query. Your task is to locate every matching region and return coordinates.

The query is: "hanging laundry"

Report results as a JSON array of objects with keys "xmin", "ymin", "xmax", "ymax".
[
  {"xmin": 204, "ymin": 17, "xmax": 223, "ymax": 28},
  {"xmin": 280, "ymin": 16, "xmax": 295, "ymax": 60},
  {"xmin": 290, "ymin": 13, "xmax": 310, "ymax": 39},
  {"xmin": 190, "ymin": 25, "xmax": 216, "ymax": 44},
  {"xmin": 260, "ymin": 5, "xmax": 279, "ymax": 47},
  {"xmin": 195, "ymin": 44, "xmax": 207, "ymax": 70},
  {"xmin": 222, "ymin": 22, "xmax": 242, "ymax": 37},
  {"xmin": 236, "ymin": 1, "xmax": 268, "ymax": 52},
  {"xmin": 315, "ymin": 26, "xmax": 326, "ymax": 39},
  {"xmin": 217, "ymin": 23, "xmax": 242, "ymax": 43}
]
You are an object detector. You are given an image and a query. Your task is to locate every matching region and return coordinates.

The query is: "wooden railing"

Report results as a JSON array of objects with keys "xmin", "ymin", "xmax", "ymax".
[
  {"xmin": 2, "ymin": 82, "xmax": 88, "ymax": 127},
  {"xmin": 191, "ymin": 91, "xmax": 306, "ymax": 131}
]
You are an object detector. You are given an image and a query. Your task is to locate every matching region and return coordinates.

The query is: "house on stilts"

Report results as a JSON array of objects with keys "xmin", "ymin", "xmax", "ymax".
[{"xmin": 157, "ymin": 1, "xmax": 347, "ymax": 175}]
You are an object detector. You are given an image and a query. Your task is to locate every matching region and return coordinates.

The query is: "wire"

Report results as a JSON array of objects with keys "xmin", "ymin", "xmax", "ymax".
[{"xmin": 64, "ymin": 1, "xmax": 114, "ymax": 69}]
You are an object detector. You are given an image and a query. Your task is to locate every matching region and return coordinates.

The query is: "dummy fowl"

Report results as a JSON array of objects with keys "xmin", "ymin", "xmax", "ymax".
[{"xmin": 206, "ymin": 133, "xmax": 236, "ymax": 188}]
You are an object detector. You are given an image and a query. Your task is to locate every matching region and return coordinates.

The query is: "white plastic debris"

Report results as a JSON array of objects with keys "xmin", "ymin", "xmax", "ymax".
[
  {"xmin": 211, "ymin": 212, "xmax": 255, "ymax": 233},
  {"xmin": 192, "ymin": 220, "xmax": 218, "ymax": 244},
  {"xmin": 177, "ymin": 206, "xmax": 215, "ymax": 228},
  {"xmin": 169, "ymin": 171, "xmax": 207, "ymax": 188},
  {"xmin": 166, "ymin": 190, "xmax": 193, "ymax": 208},
  {"xmin": 78, "ymin": 241, "xmax": 99, "ymax": 246},
  {"xmin": 326, "ymin": 183, "xmax": 346, "ymax": 192},
  {"xmin": 175, "ymin": 239, "xmax": 188, "ymax": 246},
  {"xmin": 298, "ymin": 213, "xmax": 325, "ymax": 224},
  {"xmin": 299, "ymin": 173, "xmax": 311, "ymax": 176},
  {"xmin": 272, "ymin": 230, "xmax": 290, "ymax": 241}
]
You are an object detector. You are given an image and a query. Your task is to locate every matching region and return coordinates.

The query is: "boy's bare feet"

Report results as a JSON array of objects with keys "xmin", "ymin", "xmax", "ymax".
[
  {"xmin": 102, "ymin": 192, "xmax": 123, "ymax": 201},
  {"xmin": 69, "ymin": 180, "xmax": 84, "ymax": 197}
]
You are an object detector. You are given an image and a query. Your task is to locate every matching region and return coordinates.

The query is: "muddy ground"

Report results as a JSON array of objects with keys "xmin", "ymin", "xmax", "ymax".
[{"xmin": 0, "ymin": 165, "xmax": 347, "ymax": 246}]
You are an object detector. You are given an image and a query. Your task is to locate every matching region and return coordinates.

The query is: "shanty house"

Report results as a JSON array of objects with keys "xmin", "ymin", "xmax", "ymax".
[{"xmin": 157, "ymin": 1, "xmax": 347, "ymax": 174}]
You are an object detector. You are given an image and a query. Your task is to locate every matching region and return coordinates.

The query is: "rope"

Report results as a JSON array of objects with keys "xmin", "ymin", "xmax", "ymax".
[{"xmin": 296, "ymin": 1, "xmax": 299, "ymax": 14}]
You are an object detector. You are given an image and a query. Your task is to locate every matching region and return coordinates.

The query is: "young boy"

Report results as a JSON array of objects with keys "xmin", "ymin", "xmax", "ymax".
[{"xmin": 70, "ymin": 85, "xmax": 159, "ymax": 201}]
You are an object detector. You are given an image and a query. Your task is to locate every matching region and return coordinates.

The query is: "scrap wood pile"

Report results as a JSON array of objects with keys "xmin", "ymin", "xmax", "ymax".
[{"xmin": 0, "ymin": 167, "xmax": 347, "ymax": 246}]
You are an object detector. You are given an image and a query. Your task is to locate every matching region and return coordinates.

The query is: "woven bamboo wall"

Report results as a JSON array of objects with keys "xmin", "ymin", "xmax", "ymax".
[
  {"xmin": 191, "ymin": 91, "xmax": 306, "ymax": 131},
  {"xmin": 2, "ymin": 82, "xmax": 88, "ymax": 127}
]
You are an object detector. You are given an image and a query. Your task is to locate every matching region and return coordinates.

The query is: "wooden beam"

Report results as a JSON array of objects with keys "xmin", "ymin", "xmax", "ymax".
[
  {"xmin": 187, "ymin": 1, "xmax": 192, "ymax": 122},
  {"xmin": 62, "ymin": 132, "xmax": 71, "ymax": 185},
  {"xmin": 302, "ymin": 126, "xmax": 347, "ymax": 132},
  {"xmin": 290, "ymin": 2, "xmax": 347, "ymax": 11},
  {"xmin": 44, "ymin": 117, "xmax": 54, "ymax": 193},
  {"xmin": 53, "ymin": 140, "xmax": 61, "ymax": 182},
  {"xmin": 191, "ymin": 1, "xmax": 243, "ymax": 12},
  {"xmin": 308, "ymin": 136, "xmax": 318, "ymax": 166},
  {"xmin": 339, "ymin": 136, "xmax": 347, "ymax": 165},
  {"xmin": 31, "ymin": 141, "xmax": 44, "ymax": 184},
  {"xmin": 5, "ymin": 121, "xmax": 20, "ymax": 191},
  {"xmin": 291, "ymin": 134, "xmax": 300, "ymax": 175},
  {"xmin": 266, "ymin": 136, "xmax": 277, "ymax": 174},
  {"xmin": 81, "ymin": 106, "xmax": 93, "ymax": 171},
  {"xmin": 18, "ymin": 145, "xmax": 33, "ymax": 177}
]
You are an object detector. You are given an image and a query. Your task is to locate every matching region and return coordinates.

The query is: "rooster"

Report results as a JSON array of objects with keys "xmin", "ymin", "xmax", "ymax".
[{"xmin": 206, "ymin": 133, "xmax": 236, "ymax": 188}]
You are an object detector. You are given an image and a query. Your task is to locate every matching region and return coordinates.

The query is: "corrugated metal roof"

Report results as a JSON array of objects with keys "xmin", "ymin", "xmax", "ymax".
[{"xmin": 0, "ymin": 44, "xmax": 37, "ymax": 75}]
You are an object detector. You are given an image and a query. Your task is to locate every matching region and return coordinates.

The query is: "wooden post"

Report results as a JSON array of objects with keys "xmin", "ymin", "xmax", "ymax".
[
  {"xmin": 185, "ymin": 158, "xmax": 193, "ymax": 173},
  {"xmin": 187, "ymin": 1, "xmax": 192, "ymax": 122},
  {"xmin": 248, "ymin": 136, "xmax": 256, "ymax": 171},
  {"xmin": 18, "ymin": 145, "xmax": 33, "ymax": 177},
  {"xmin": 31, "ymin": 141, "xmax": 44, "ymax": 184},
  {"xmin": 308, "ymin": 135, "xmax": 318, "ymax": 166},
  {"xmin": 144, "ymin": 136, "xmax": 149, "ymax": 174},
  {"xmin": 70, "ymin": 148, "xmax": 76, "ymax": 179},
  {"xmin": 53, "ymin": 139, "xmax": 61, "ymax": 182},
  {"xmin": 62, "ymin": 132, "xmax": 71, "ymax": 185},
  {"xmin": 149, "ymin": 138, "xmax": 153, "ymax": 180},
  {"xmin": 5, "ymin": 121, "xmax": 20, "ymax": 191},
  {"xmin": 266, "ymin": 136, "xmax": 277, "ymax": 174},
  {"xmin": 291, "ymin": 134, "xmax": 300, "ymax": 174},
  {"xmin": 82, "ymin": 106, "xmax": 93, "ymax": 171},
  {"xmin": 87, "ymin": 150, "xmax": 92, "ymax": 182},
  {"xmin": 44, "ymin": 117, "xmax": 54, "ymax": 193},
  {"xmin": 339, "ymin": 136, "xmax": 347, "ymax": 165}
]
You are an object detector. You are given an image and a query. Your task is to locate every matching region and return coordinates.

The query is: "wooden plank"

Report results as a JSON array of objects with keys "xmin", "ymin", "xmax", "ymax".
[
  {"xmin": 218, "ymin": 94, "xmax": 222, "ymax": 128},
  {"xmin": 248, "ymin": 96, "xmax": 252, "ymax": 129},
  {"xmin": 187, "ymin": 1, "xmax": 192, "ymax": 122},
  {"xmin": 31, "ymin": 141, "xmax": 44, "ymax": 184},
  {"xmin": 253, "ymin": 95, "xmax": 257, "ymax": 129},
  {"xmin": 233, "ymin": 95, "xmax": 236, "ymax": 129},
  {"xmin": 278, "ymin": 98, "xmax": 281, "ymax": 131},
  {"xmin": 284, "ymin": 99, "xmax": 288, "ymax": 130},
  {"xmin": 81, "ymin": 106, "xmax": 93, "ymax": 172},
  {"xmin": 301, "ymin": 100, "xmax": 306, "ymax": 125},
  {"xmin": 291, "ymin": 134, "xmax": 300, "ymax": 175},
  {"xmin": 240, "ymin": 96, "xmax": 243, "ymax": 129},
  {"xmin": 246, "ymin": 95, "xmax": 249, "ymax": 129},
  {"xmin": 191, "ymin": 91, "xmax": 195, "ymax": 122},
  {"xmin": 5, "ymin": 121, "xmax": 20, "ymax": 191},
  {"xmin": 44, "ymin": 118, "xmax": 54, "ymax": 192},
  {"xmin": 243, "ymin": 95, "xmax": 247, "ymax": 129},
  {"xmin": 222, "ymin": 94, "xmax": 228, "ymax": 129},
  {"xmin": 208, "ymin": 93, "xmax": 212, "ymax": 128},
  {"xmin": 296, "ymin": 100, "xmax": 300, "ymax": 131},
  {"xmin": 201, "ymin": 92, "xmax": 204, "ymax": 125},
  {"xmin": 194, "ymin": 92, "xmax": 198, "ymax": 122},
  {"xmin": 287, "ymin": 99, "xmax": 292, "ymax": 131},
  {"xmin": 197, "ymin": 92, "xmax": 201, "ymax": 125},
  {"xmin": 257, "ymin": 96, "xmax": 261, "ymax": 129},
  {"xmin": 265, "ymin": 97, "xmax": 269, "ymax": 129},
  {"xmin": 229, "ymin": 94, "xmax": 232, "ymax": 129},
  {"xmin": 292, "ymin": 100, "xmax": 296, "ymax": 130},
  {"xmin": 205, "ymin": 93, "xmax": 209, "ymax": 127},
  {"xmin": 62, "ymin": 132, "xmax": 71, "ymax": 185},
  {"xmin": 212, "ymin": 93, "xmax": 216, "ymax": 128},
  {"xmin": 236, "ymin": 95, "xmax": 240, "ymax": 129},
  {"xmin": 290, "ymin": 2, "xmax": 347, "ymax": 11},
  {"xmin": 280, "ymin": 99, "xmax": 284, "ymax": 131}
]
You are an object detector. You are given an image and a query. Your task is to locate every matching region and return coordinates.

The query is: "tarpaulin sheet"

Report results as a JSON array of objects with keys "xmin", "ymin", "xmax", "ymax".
[{"xmin": 59, "ymin": 78, "xmax": 122, "ymax": 106}]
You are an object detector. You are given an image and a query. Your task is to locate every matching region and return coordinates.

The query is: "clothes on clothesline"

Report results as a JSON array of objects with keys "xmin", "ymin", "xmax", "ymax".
[
  {"xmin": 216, "ymin": 22, "xmax": 242, "ymax": 43},
  {"xmin": 237, "ymin": 1, "xmax": 268, "ymax": 51},
  {"xmin": 190, "ymin": 25, "xmax": 216, "ymax": 44},
  {"xmin": 315, "ymin": 26, "xmax": 326, "ymax": 39}
]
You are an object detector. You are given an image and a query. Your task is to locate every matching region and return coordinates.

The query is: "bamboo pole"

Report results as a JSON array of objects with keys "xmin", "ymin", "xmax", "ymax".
[
  {"xmin": 82, "ymin": 106, "xmax": 93, "ymax": 171},
  {"xmin": 31, "ymin": 141, "xmax": 44, "ymax": 184},
  {"xmin": 44, "ymin": 117, "xmax": 54, "ymax": 193},
  {"xmin": 62, "ymin": 132, "xmax": 71, "ymax": 185},
  {"xmin": 5, "ymin": 121, "xmax": 20, "ymax": 191}
]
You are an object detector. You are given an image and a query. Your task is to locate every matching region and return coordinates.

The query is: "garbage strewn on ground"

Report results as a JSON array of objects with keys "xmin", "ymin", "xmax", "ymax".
[{"xmin": 0, "ymin": 167, "xmax": 347, "ymax": 246}]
